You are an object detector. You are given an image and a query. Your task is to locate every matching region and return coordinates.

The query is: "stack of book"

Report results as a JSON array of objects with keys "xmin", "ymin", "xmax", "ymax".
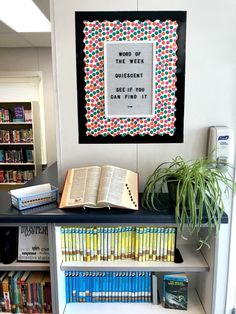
[
  {"xmin": 61, "ymin": 226, "xmax": 176, "ymax": 262},
  {"xmin": 65, "ymin": 271, "xmax": 152, "ymax": 303},
  {"xmin": 0, "ymin": 271, "xmax": 51, "ymax": 313}
]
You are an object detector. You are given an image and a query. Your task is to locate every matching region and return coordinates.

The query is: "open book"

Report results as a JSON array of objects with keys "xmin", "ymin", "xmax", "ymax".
[{"xmin": 59, "ymin": 165, "xmax": 139, "ymax": 210}]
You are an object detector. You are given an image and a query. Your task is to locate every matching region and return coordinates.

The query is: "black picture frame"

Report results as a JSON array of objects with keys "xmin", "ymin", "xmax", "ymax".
[{"xmin": 75, "ymin": 11, "xmax": 186, "ymax": 144}]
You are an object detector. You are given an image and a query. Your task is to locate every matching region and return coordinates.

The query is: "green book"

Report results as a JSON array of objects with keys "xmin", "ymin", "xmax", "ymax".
[{"xmin": 163, "ymin": 273, "xmax": 188, "ymax": 310}]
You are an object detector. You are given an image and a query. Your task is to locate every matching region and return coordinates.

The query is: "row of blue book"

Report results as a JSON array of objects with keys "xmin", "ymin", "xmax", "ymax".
[
  {"xmin": 65, "ymin": 271, "xmax": 152, "ymax": 303},
  {"xmin": 64, "ymin": 271, "xmax": 188, "ymax": 310}
]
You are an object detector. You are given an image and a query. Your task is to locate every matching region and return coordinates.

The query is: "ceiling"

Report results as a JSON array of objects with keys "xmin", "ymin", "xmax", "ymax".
[{"xmin": 0, "ymin": 0, "xmax": 51, "ymax": 48}]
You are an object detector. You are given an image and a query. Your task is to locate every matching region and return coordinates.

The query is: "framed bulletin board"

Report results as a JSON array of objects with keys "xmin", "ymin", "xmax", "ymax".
[{"xmin": 75, "ymin": 11, "xmax": 186, "ymax": 143}]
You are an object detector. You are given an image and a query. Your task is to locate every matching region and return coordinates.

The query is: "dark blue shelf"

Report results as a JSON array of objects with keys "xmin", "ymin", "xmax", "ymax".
[{"xmin": 0, "ymin": 163, "xmax": 228, "ymax": 224}]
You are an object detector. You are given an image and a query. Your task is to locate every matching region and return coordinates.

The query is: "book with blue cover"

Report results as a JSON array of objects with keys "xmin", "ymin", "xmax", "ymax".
[{"xmin": 163, "ymin": 273, "xmax": 188, "ymax": 310}]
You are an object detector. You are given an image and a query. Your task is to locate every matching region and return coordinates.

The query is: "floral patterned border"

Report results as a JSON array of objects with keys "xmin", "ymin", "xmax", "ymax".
[{"xmin": 83, "ymin": 20, "xmax": 178, "ymax": 137}]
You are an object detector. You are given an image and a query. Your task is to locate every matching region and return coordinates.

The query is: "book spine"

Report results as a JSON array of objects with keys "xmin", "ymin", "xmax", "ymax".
[
  {"xmin": 64, "ymin": 227, "xmax": 69, "ymax": 262},
  {"xmin": 117, "ymin": 227, "xmax": 122, "ymax": 261},
  {"xmin": 160, "ymin": 227, "xmax": 164, "ymax": 261},
  {"xmin": 145, "ymin": 227, "xmax": 150, "ymax": 261},
  {"xmin": 2, "ymin": 277, "xmax": 11, "ymax": 312},
  {"xmin": 143, "ymin": 227, "xmax": 147, "ymax": 262},
  {"xmin": 65, "ymin": 272, "xmax": 69, "ymax": 303},
  {"xmin": 110, "ymin": 227, "xmax": 115, "ymax": 261},
  {"xmin": 124, "ymin": 227, "xmax": 129, "ymax": 259},
  {"xmin": 82, "ymin": 228, "xmax": 86, "ymax": 262},
  {"xmin": 71, "ymin": 227, "xmax": 76, "ymax": 262},
  {"xmin": 163, "ymin": 228, "xmax": 168, "ymax": 262},
  {"xmin": 171, "ymin": 227, "xmax": 176, "ymax": 262},
  {"xmin": 101, "ymin": 272, "xmax": 106, "ymax": 302},
  {"xmin": 149, "ymin": 227, "xmax": 153, "ymax": 261},
  {"xmin": 97, "ymin": 227, "xmax": 101, "ymax": 261},
  {"xmin": 114, "ymin": 227, "xmax": 118, "ymax": 261},
  {"xmin": 88, "ymin": 271, "xmax": 92, "ymax": 302},
  {"xmin": 78, "ymin": 272, "xmax": 83, "ymax": 303},
  {"xmin": 105, "ymin": 272, "xmax": 109, "ymax": 302},
  {"xmin": 90, "ymin": 228, "xmax": 94, "ymax": 262},
  {"xmin": 156, "ymin": 228, "xmax": 160, "ymax": 261},
  {"xmin": 167, "ymin": 227, "xmax": 172, "ymax": 262},
  {"xmin": 77, "ymin": 227, "xmax": 84, "ymax": 262},
  {"xmin": 104, "ymin": 227, "xmax": 108, "ymax": 261},
  {"xmin": 112, "ymin": 272, "xmax": 115, "ymax": 302},
  {"xmin": 138, "ymin": 227, "xmax": 143, "ymax": 262},
  {"xmin": 93, "ymin": 272, "xmax": 98, "ymax": 303},
  {"xmin": 75, "ymin": 227, "xmax": 80, "ymax": 261},
  {"xmin": 86, "ymin": 228, "xmax": 91, "ymax": 262},
  {"xmin": 72, "ymin": 272, "xmax": 76, "ymax": 302},
  {"xmin": 61, "ymin": 227, "xmax": 65, "ymax": 262},
  {"xmin": 68, "ymin": 271, "xmax": 72, "ymax": 303},
  {"xmin": 131, "ymin": 227, "xmax": 135, "ymax": 259},
  {"xmin": 100, "ymin": 227, "xmax": 104, "ymax": 261},
  {"xmin": 75, "ymin": 272, "xmax": 79, "ymax": 303},
  {"xmin": 93, "ymin": 227, "xmax": 98, "ymax": 261},
  {"xmin": 121, "ymin": 226, "xmax": 125, "ymax": 260},
  {"xmin": 107, "ymin": 228, "xmax": 111, "ymax": 261},
  {"xmin": 135, "ymin": 227, "xmax": 139, "ymax": 261}
]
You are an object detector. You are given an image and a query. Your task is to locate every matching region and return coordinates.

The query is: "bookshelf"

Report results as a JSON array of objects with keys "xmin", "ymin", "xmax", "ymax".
[
  {"xmin": 0, "ymin": 164, "xmax": 229, "ymax": 314},
  {"xmin": 51, "ymin": 223, "xmax": 212, "ymax": 314},
  {"xmin": 0, "ymin": 223, "xmax": 51, "ymax": 313},
  {"xmin": 0, "ymin": 101, "xmax": 42, "ymax": 188}
]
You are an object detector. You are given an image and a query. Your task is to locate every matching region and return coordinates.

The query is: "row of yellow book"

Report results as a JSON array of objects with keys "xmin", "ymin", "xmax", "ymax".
[{"xmin": 61, "ymin": 226, "xmax": 176, "ymax": 262}]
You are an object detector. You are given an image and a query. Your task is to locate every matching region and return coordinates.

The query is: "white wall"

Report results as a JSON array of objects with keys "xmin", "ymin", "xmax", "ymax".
[
  {"xmin": 51, "ymin": 0, "xmax": 236, "ymax": 313},
  {"xmin": 51, "ymin": 0, "xmax": 236, "ymax": 189},
  {"xmin": 0, "ymin": 47, "xmax": 57, "ymax": 166}
]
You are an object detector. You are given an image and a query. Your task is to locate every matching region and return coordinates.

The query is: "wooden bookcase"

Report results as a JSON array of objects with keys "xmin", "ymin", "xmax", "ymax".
[{"xmin": 0, "ymin": 101, "xmax": 42, "ymax": 189}]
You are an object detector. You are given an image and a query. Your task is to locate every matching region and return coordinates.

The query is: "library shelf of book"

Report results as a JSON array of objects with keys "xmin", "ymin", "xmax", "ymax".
[
  {"xmin": 0, "ymin": 101, "xmax": 42, "ymax": 187},
  {"xmin": 51, "ymin": 223, "xmax": 212, "ymax": 314}
]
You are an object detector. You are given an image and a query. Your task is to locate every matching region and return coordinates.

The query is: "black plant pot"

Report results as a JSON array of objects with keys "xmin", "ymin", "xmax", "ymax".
[
  {"xmin": 167, "ymin": 180, "xmax": 179, "ymax": 210},
  {"xmin": 167, "ymin": 180, "xmax": 201, "ymax": 213}
]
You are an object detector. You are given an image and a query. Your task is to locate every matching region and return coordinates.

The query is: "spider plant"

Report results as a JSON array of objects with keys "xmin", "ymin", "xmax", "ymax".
[{"xmin": 142, "ymin": 156, "xmax": 236, "ymax": 249}]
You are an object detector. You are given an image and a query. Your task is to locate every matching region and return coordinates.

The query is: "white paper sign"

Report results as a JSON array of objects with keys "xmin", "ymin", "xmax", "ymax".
[
  {"xmin": 18, "ymin": 225, "xmax": 49, "ymax": 261},
  {"xmin": 104, "ymin": 41, "xmax": 155, "ymax": 118}
]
